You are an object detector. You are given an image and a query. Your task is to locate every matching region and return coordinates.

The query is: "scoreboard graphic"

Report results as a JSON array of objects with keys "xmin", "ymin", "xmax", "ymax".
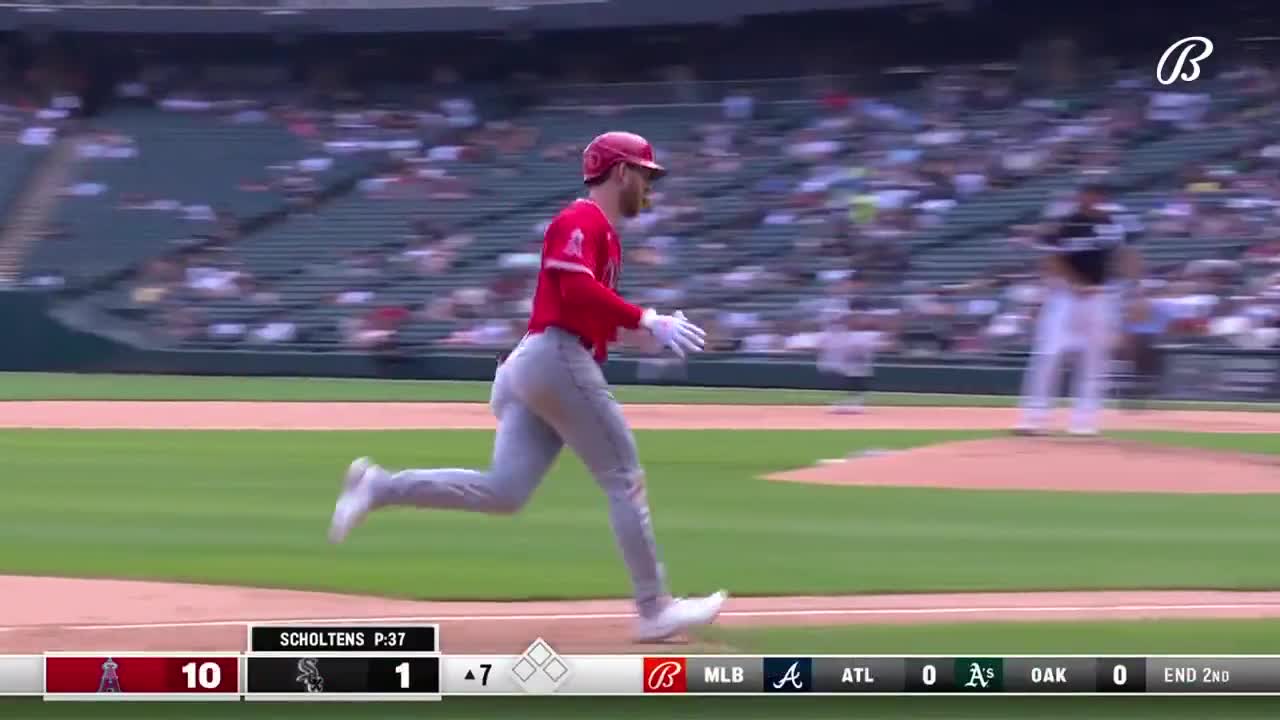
[{"xmin": 1, "ymin": 624, "xmax": 1278, "ymax": 699}]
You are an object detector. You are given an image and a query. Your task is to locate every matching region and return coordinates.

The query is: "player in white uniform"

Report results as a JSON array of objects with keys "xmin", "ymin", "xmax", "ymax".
[
  {"xmin": 1014, "ymin": 183, "xmax": 1144, "ymax": 436},
  {"xmin": 819, "ymin": 313, "xmax": 877, "ymax": 413}
]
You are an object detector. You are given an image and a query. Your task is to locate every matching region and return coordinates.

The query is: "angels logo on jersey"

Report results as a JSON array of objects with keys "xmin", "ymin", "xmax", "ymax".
[{"xmin": 564, "ymin": 228, "xmax": 585, "ymax": 259}]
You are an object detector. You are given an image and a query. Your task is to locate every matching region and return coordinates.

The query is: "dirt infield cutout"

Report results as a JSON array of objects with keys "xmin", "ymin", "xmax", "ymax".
[
  {"xmin": 769, "ymin": 436, "xmax": 1280, "ymax": 494},
  {"xmin": 3, "ymin": 400, "xmax": 1280, "ymax": 654}
]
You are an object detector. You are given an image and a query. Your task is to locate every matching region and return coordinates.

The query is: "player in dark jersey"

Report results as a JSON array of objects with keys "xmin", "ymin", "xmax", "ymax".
[{"xmin": 1015, "ymin": 182, "xmax": 1145, "ymax": 435}]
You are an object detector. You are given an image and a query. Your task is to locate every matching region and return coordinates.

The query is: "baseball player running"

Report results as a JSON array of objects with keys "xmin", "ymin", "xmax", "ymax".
[
  {"xmin": 819, "ymin": 313, "xmax": 877, "ymax": 413},
  {"xmin": 1015, "ymin": 182, "xmax": 1144, "ymax": 435},
  {"xmin": 328, "ymin": 131, "xmax": 727, "ymax": 642}
]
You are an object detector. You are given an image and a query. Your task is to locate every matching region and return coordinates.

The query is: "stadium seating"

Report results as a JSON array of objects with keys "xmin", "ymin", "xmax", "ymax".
[
  {"xmin": 0, "ymin": 144, "xmax": 43, "ymax": 223},
  {"xmin": 17, "ymin": 67, "xmax": 1278, "ymax": 354},
  {"xmin": 905, "ymin": 128, "xmax": 1256, "ymax": 285},
  {"xmin": 159, "ymin": 102, "xmax": 814, "ymax": 349},
  {"xmin": 23, "ymin": 108, "xmax": 381, "ymax": 282}
]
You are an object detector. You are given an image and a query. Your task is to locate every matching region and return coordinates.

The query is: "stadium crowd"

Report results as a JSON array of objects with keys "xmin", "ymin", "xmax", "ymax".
[{"xmin": 4, "ymin": 9, "xmax": 1280, "ymax": 357}]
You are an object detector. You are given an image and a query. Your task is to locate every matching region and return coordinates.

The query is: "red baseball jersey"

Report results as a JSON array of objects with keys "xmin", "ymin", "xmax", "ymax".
[{"xmin": 528, "ymin": 199, "xmax": 631, "ymax": 361}]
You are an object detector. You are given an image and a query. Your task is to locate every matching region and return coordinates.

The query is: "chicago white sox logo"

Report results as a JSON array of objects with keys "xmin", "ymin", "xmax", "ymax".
[
  {"xmin": 295, "ymin": 658, "xmax": 324, "ymax": 693},
  {"xmin": 646, "ymin": 661, "xmax": 683, "ymax": 690},
  {"xmin": 1156, "ymin": 36, "xmax": 1214, "ymax": 86}
]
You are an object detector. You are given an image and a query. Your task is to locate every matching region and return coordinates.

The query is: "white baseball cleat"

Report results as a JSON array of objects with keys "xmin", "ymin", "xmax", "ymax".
[
  {"xmin": 634, "ymin": 590, "xmax": 729, "ymax": 643},
  {"xmin": 1010, "ymin": 425, "xmax": 1048, "ymax": 437},
  {"xmin": 328, "ymin": 457, "xmax": 381, "ymax": 544},
  {"xmin": 1067, "ymin": 427, "xmax": 1099, "ymax": 437}
]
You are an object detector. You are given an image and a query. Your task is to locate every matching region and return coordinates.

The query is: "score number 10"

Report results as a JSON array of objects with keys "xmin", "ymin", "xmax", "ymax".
[{"xmin": 181, "ymin": 662, "xmax": 224, "ymax": 690}]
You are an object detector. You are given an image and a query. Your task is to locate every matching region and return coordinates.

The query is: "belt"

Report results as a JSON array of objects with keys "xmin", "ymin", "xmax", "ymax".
[
  {"xmin": 1070, "ymin": 285, "xmax": 1103, "ymax": 295},
  {"xmin": 523, "ymin": 326, "xmax": 593, "ymax": 351}
]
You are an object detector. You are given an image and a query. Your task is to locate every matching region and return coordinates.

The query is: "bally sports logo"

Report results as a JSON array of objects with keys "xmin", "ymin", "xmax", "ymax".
[{"xmin": 643, "ymin": 657, "xmax": 687, "ymax": 693}]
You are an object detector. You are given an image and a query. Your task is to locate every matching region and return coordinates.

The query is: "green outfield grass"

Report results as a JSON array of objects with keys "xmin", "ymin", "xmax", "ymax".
[
  {"xmin": 9, "ymin": 696, "xmax": 1280, "ymax": 720},
  {"xmin": 2, "ymin": 428, "xmax": 1279, "ymax": 598},
  {"xmin": 0, "ymin": 371, "xmax": 1277, "ymax": 410},
  {"xmin": 707, "ymin": 619, "xmax": 1280, "ymax": 655}
]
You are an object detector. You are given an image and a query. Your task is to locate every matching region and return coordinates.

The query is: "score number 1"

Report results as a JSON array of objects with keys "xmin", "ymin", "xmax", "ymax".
[
  {"xmin": 396, "ymin": 661, "xmax": 487, "ymax": 688},
  {"xmin": 370, "ymin": 657, "xmax": 440, "ymax": 694}
]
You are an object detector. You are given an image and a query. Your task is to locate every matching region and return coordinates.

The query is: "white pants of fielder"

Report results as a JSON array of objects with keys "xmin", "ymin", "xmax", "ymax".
[{"xmin": 1018, "ymin": 286, "xmax": 1119, "ymax": 433}]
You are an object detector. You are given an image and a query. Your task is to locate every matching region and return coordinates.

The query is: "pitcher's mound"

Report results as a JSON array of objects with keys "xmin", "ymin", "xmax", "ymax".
[{"xmin": 768, "ymin": 437, "xmax": 1280, "ymax": 494}]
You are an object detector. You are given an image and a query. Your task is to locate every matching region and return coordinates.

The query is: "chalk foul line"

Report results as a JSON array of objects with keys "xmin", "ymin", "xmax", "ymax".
[{"xmin": 3, "ymin": 601, "xmax": 1280, "ymax": 633}]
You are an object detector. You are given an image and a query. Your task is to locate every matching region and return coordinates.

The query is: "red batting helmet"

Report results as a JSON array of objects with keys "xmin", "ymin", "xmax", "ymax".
[{"xmin": 582, "ymin": 131, "xmax": 666, "ymax": 184}]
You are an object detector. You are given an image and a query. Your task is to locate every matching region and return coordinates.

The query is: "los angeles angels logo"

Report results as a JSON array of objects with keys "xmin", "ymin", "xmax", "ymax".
[{"xmin": 564, "ymin": 228, "xmax": 585, "ymax": 259}]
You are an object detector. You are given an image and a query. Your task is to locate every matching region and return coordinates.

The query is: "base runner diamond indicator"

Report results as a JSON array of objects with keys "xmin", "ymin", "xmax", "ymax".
[
  {"xmin": 527, "ymin": 642, "xmax": 552, "ymax": 666},
  {"xmin": 512, "ymin": 658, "xmax": 536, "ymax": 683},
  {"xmin": 544, "ymin": 658, "xmax": 568, "ymax": 683},
  {"xmin": 509, "ymin": 638, "xmax": 573, "ymax": 693}
]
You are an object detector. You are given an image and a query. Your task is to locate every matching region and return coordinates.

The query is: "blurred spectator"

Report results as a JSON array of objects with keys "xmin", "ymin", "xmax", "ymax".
[
  {"xmin": 442, "ymin": 319, "xmax": 516, "ymax": 347},
  {"xmin": 249, "ymin": 316, "xmax": 298, "ymax": 344},
  {"xmin": 335, "ymin": 288, "xmax": 375, "ymax": 305}
]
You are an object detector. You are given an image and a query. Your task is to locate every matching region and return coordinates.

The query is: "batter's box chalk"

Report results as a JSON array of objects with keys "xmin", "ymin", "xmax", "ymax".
[{"xmin": 851, "ymin": 449, "xmax": 899, "ymax": 459}]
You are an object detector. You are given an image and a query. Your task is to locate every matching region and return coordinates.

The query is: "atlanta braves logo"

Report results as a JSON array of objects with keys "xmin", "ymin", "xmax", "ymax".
[
  {"xmin": 1157, "ymin": 36, "xmax": 1214, "ymax": 86},
  {"xmin": 772, "ymin": 662, "xmax": 805, "ymax": 690}
]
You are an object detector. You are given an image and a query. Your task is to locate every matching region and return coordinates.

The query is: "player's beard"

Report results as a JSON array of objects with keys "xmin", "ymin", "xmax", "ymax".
[{"xmin": 621, "ymin": 183, "xmax": 646, "ymax": 218}]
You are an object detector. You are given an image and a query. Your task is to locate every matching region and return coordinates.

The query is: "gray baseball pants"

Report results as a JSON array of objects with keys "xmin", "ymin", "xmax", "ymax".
[{"xmin": 372, "ymin": 327, "xmax": 668, "ymax": 617}]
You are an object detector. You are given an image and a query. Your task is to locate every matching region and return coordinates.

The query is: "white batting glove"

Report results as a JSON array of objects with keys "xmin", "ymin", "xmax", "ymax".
[{"xmin": 640, "ymin": 309, "xmax": 707, "ymax": 358}]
